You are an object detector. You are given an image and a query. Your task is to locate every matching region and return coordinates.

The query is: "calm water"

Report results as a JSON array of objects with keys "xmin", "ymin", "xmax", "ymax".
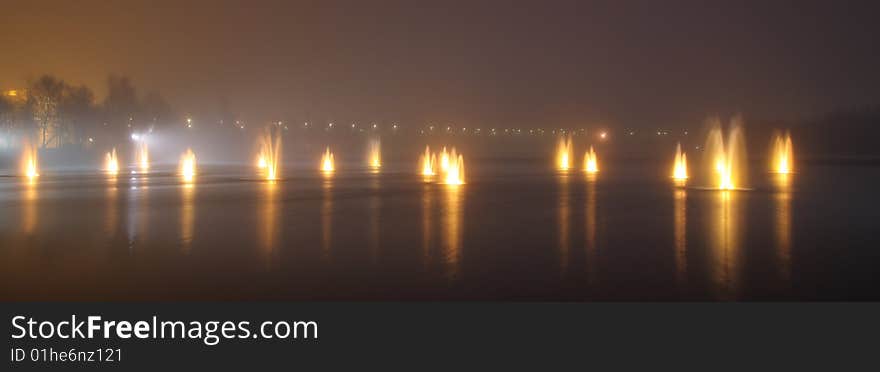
[{"xmin": 1, "ymin": 160, "xmax": 878, "ymax": 301}]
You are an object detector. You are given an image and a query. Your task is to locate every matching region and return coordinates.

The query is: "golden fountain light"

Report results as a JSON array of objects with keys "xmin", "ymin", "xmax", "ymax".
[
  {"xmin": 368, "ymin": 138, "xmax": 381, "ymax": 169},
  {"xmin": 556, "ymin": 136, "xmax": 573, "ymax": 171},
  {"xmin": 584, "ymin": 146, "xmax": 599, "ymax": 174},
  {"xmin": 179, "ymin": 148, "xmax": 197, "ymax": 183},
  {"xmin": 258, "ymin": 127, "xmax": 281, "ymax": 181},
  {"xmin": 136, "ymin": 141, "xmax": 149, "ymax": 173},
  {"xmin": 771, "ymin": 131, "xmax": 793, "ymax": 174},
  {"xmin": 441, "ymin": 148, "xmax": 465, "ymax": 185},
  {"xmin": 420, "ymin": 146, "xmax": 436, "ymax": 176},
  {"xmin": 321, "ymin": 147, "xmax": 335, "ymax": 172},
  {"xmin": 439, "ymin": 146, "xmax": 450, "ymax": 173},
  {"xmin": 105, "ymin": 148, "xmax": 120, "ymax": 175},
  {"xmin": 21, "ymin": 142, "xmax": 39, "ymax": 179},
  {"xmin": 673, "ymin": 142, "xmax": 688, "ymax": 181},
  {"xmin": 704, "ymin": 117, "xmax": 746, "ymax": 190}
]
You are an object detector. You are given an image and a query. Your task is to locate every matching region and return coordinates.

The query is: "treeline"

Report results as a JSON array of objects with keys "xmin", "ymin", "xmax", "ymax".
[{"xmin": 0, "ymin": 74, "xmax": 175, "ymax": 149}]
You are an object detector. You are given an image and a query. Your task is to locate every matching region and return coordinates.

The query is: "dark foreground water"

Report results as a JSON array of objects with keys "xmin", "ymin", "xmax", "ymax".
[{"xmin": 1, "ymin": 160, "xmax": 878, "ymax": 301}]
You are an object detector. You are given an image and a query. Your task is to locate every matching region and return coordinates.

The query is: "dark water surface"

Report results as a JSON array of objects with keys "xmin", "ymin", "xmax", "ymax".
[{"xmin": 1, "ymin": 160, "xmax": 878, "ymax": 301}]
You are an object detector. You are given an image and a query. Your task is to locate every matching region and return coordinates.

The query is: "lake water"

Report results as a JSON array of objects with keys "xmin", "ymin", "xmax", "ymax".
[{"xmin": 1, "ymin": 160, "xmax": 878, "ymax": 300}]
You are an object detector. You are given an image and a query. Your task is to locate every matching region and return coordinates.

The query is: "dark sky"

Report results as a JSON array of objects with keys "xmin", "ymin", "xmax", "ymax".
[{"xmin": 2, "ymin": 0, "xmax": 879, "ymax": 128}]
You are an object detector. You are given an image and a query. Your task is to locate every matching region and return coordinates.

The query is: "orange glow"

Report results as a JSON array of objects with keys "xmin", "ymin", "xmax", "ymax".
[
  {"xmin": 179, "ymin": 148, "xmax": 197, "ymax": 183},
  {"xmin": 673, "ymin": 142, "xmax": 688, "ymax": 181},
  {"xmin": 704, "ymin": 117, "xmax": 745, "ymax": 190},
  {"xmin": 442, "ymin": 148, "xmax": 465, "ymax": 185},
  {"xmin": 21, "ymin": 142, "xmax": 39, "ymax": 179},
  {"xmin": 771, "ymin": 132, "xmax": 794, "ymax": 174},
  {"xmin": 420, "ymin": 146, "xmax": 436, "ymax": 176},
  {"xmin": 321, "ymin": 147, "xmax": 335, "ymax": 172},
  {"xmin": 368, "ymin": 138, "xmax": 381, "ymax": 169},
  {"xmin": 258, "ymin": 127, "xmax": 281, "ymax": 180},
  {"xmin": 584, "ymin": 146, "xmax": 598, "ymax": 173},
  {"xmin": 105, "ymin": 148, "xmax": 120, "ymax": 175},
  {"xmin": 556, "ymin": 136, "xmax": 573, "ymax": 171},
  {"xmin": 439, "ymin": 147, "xmax": 450, "ymax": 173},
  {"xmin": 136, "ymin": 141, "xmax": 149, "ymax": 173}
]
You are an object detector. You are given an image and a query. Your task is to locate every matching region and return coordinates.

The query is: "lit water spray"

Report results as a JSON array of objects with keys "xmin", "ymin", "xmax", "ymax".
[
  {"xmin": 105, "ymin": 148, "xmax": 120, "ymax": 175},
  {"xmin": 21, "ymin": 142, "xmax": 39, "ymax": 179},
  {"xmin": 771, "ymin": 132, "xmax": 793, "ymax": 174},
  {"xmin": 420, "ymin": 146, "xmax": 436, "ymax": 176},
  {"xmin": 321, "ymin": 147, "xmax": 335, "ymax": 173},
  {"xmin": 556, "ymin": 136, "xmax": 573, "ymax": 171},
  {"xmin": 442, "ymin": 148, "xmax": 465, "ymax": 185},
  {"xmin": 368, "ymin": 138, "xmax": 381, "ymax": 169},
  {"xmin": 439, "ymin": 147, "xmax": 450, "ymax": 173},
  {"xmin": 179, "ymin": 148, "xmax": 197, "ymax": 183},
  {"xmin": 258, "ymin": 127, "xmax": 282, "ymax": 180},
  {"xmin": 136, "ymin": 141, "xmax": 149, "ymax": 173},
  {"xmin": 704, "ymin": 117, "xmax": 746, "ymax": 190},
  {"xmin": 584, "ymin": 146, "xmax": 598, "ymax": 173},
  {"xmin": 673, "ymin": 142, "xmax": 688, "ymax": 181}
]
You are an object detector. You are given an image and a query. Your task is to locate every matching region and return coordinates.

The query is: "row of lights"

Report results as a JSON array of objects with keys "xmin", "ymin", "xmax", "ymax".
[{"xmin": 176, "ymin": 116, "xmax": 686, "ymax": 140}]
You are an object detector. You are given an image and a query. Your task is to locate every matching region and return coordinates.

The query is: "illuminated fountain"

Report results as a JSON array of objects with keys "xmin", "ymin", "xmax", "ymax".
[
  {"xmin": 104, "ymin": 148, "xmax": 120, "ymax": 175},
  {"xmin": 135, "ymin": 141, "xmax": 149, "ymax": 173},
  {"xmin": 368, "ymin": 138, "xmax": 381, "ymax": 170},
  {"xmin": 21, "ymin": 142, "xmax": 39, "ymax": 179},
  {"xmin": 771, "ymin": 131, "xmax": 793, "ymax": 174},
  {"xmin": 439, "ymin": 147, "xmax": 450, "ymax": 173},
  {"xmin": 258, "ymin": 127, "xmax": 282, "ymax": 181},
  {"xmin": 441, "ymin": 148, "xmax": 465, "ymax": 185},
  {"xmin": 672, "ymin": 142, "xmax": 688, "ymax": 183},
  {"xmin": 321, "ymin": 147, "xmax": 335, "ymax": 173},
  {"xmin": 179, "ymin": 148, "xmax": 197, "ymax": 183},
  {"xmin": 556, "ymin": 136, "xmax": 573, "ymax": 171},
  {"xmin": 419, "ymin": 145, "xmax": 464, "ymax": 184},
  {"xmin": 584, "ymin": 146, "xmax": 598, "ymax": 174},
  {"xmin": 420, "ymin": 146, "xmax": 436, "ymax": 176},
  {"xmin": 704, "ymin": 117, "xmax": 746, "ymax": 190}
]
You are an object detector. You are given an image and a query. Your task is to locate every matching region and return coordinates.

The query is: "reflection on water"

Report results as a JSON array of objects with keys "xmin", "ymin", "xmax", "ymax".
[
  {"xmin": 442, "ymin": 185, "xmax": 464, "ymax": 279},
  {"xmin": 259, "ymin": 181, "xmax": 279, "ymax": 264},
  {"xmin": 0, "ymin": 161, "xmax": 866, "ymax": 301},
  {"xmin": 369, "ymin": 175, "xmax": 381, "ymax": 260},
  {"xmin": 709, "ymin": 190, "xmax": 742, "ymax": 300},
  {"xmin": 127, "ymin": 178, "xmax": 149, "ymax": 250},
  {"xmin": 421, "ymin": 183, "xmax": 433, "ymax": 266},
  {"xmin": 321, "ymin": 176, "xmax": 333, "ymax": 258},
  {"xmin": 674, "ymin": 188, "xmax": 687, "ymax": 285},
  {"xmin": 181, "ymin": 183, "xmax": 195, "ymax": 252},
  {"xmin": 557, "ymin": 172, "xmax": 571, "ymax": 272},
  {"xmin": 105, "ymin": 183, "xmax": 118, "ymax": 236},
  {"xmin": 585, "ymin": 173, "xmax": 598, "ymax": 283},
  {"xmin": 21, "ymin": 178, "xmax": 37, "ymax": 235},
  {"xmin": 774, "ymin": 174, "xmax": 792, "ymax": 283}
]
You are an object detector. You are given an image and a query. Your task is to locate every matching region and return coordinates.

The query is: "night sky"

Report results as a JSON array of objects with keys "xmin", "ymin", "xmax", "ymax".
[{"xmin": 2, "ymin": 0, "xmax": 879, "ymax": 128}]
